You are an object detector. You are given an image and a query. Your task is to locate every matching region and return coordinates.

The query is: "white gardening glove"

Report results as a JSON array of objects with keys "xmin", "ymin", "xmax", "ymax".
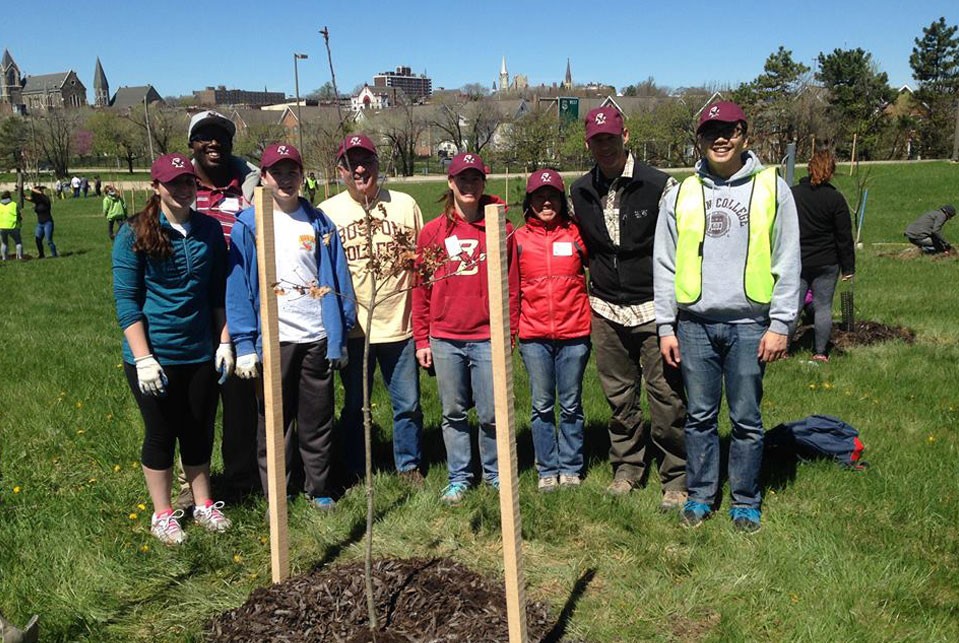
[
  {"xmin": 134, "ymin": 354, "xmax": 168, "ymax": 397},
  {"xmin": 214, "ymin": 342, "xmax": 234, "ymax": 384},
  {"xmin": 235, "ymin": 353, "xmax": 260, "ymax": 379}
]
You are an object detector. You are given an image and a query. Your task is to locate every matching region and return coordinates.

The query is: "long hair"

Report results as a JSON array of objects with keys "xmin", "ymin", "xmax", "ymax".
[
  {"xmin": 808, "ymin": 149, "xmax": 836, "ymax": 186},
  {"xmin": 128, "ymin": 194, "xmax": 173, "ymax": 259}
]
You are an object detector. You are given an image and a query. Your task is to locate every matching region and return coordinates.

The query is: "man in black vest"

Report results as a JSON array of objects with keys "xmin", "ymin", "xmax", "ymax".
[{"xmin": 569, "ymin": 106, "xmax": 686, "ymax": 511}]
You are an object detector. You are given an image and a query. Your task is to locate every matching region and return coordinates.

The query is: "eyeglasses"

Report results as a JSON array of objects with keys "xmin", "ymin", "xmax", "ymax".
[
  {"xmin": 189, "ymin": 128, "xmax": 231, "ymax": 145},
  {"xmin": 699, "ymin": 124, "xmax": 745, "ymax": 142}
]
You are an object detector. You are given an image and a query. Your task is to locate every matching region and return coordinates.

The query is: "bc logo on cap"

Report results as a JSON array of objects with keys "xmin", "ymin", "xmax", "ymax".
[
  {"xmin": 708, "ymin": 105, "xmax": 720, "ymax": 119},
  {"xmin": 594, "ymin": 113, "xmax": 607, "ymax": 125},
  {"xmin": 540, "ymin": 171, "xmax": 551, "ymax": 182},
  {"xmin": 350, "ymin": 136, "xmax": 361, "ymax": 146},
  {"xmin": 277, "ymin": 145, "xmax": 289, "ymax": 155},
  {"xmin": 464, "ymin": 154, "xmax": 475, "ymax": 164},
  {"xmin": 171, "ymin": 157, "xmax": 184, "ymax": 168}
]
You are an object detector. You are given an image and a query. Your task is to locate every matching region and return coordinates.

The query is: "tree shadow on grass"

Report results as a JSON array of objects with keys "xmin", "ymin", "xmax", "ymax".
[
  {"xmin": 541, "ymin": 567, "xmax": 596, "ymax": 643},
  {"xmin": 309, "ymin": 504, "xmax": 394, "ymax": 572}
]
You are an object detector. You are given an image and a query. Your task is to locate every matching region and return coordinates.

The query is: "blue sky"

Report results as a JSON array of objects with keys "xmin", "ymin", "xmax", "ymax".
[{"xmin": 3, "ymin": 1, "xmax": 956, "ymax": 99}]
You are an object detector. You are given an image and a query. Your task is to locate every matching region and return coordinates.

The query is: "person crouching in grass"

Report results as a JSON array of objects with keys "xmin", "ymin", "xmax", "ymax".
[{"xmin": 112, "ymin": 153, "xmax": 234, "ymax": 545}]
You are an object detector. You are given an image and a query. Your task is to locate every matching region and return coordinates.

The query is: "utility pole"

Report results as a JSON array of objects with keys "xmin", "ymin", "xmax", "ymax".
[
  {"xmin": 143, "ymin": 95, "xmax": 155, "ymax": 163},
  {"xmin": 952, "ymin": 97, "xmax": 959, "ymax": 162},
  {"xmin": 293, "ymin": 53, "xmax": 308, "ymax": 160}
]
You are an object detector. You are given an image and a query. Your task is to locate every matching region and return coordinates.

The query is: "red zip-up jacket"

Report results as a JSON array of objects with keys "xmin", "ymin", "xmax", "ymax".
[
  {"xmin": 412, "ymin": 203, "xmax": 519, "ymax": 349},
  {"xmin": 515, "ymin": 216, "xmax": 591, "ymax": 340}
]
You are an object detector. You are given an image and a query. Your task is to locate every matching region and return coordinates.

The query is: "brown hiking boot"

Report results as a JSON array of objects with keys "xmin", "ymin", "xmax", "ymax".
[
  {"xmin": 659, "ymin": 489, "xmax": 688, "ymax": 512},
  {"xmin": 606, "ymin": 478, "xmax": 637, "ymax": 496},
  {"xmin": 398, "ymin": 469, "xmax": 425, "ymax": 488}
]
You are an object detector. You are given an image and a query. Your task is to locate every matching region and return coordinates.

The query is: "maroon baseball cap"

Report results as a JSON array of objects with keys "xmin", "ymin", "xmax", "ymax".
[
  {"xmin": 526, "ymin": 168, "xmax": 565, "ymax": 194},
  {"xmin": 260, "ymin": 143, "xmax": 303, "ymax": 171},
  {"xmin": 697, "ymin": 101, "xmax": 748, "ymax": 133},
  {"xmin": 336, "ymin": 133, "xmax": 377, "ymax": 160},
  {"xmin": 584, "ymin": 106, "xmax": 625, "ymax": 141},
  {"xmin": 448, "ymin": 152, "xmax": 486, "ymax": 178},
  {"xmin": 151, "ymin": 152, "xmax": 196, "ymax": 183}
]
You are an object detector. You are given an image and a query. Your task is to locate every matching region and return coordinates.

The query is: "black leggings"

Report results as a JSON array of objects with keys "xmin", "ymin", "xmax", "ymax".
[{"xmin": 124, "ymin": 361, "xmax": 218, "ymax": 469}]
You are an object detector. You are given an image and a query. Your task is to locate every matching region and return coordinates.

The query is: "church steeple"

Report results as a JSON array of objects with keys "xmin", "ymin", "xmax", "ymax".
[
  {"xmin": 93, "ymin": 57, "xmax": 109, "ymax": 107},
  {"xmin": 564, "ymin": 58, "xmax": 572, "ymax": 90},
  {"xmin": 499, "ymin": 56, "xmax": 509, "ymax": 93}
]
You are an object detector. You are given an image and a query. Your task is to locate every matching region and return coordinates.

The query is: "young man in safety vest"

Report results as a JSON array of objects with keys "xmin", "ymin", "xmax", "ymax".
[
  {"xmin": 653, "ymin": 101, "xmax": 800, "ymax": 533},
  {"xmin": 569, "ymin": 106, "xmax": 688, "ymax": 510}
]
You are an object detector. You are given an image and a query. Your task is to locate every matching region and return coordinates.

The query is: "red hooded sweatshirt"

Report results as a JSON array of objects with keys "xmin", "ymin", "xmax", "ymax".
[{"xmin": 412, "ymin": 196, "xmax": 519, "ymax": 348}]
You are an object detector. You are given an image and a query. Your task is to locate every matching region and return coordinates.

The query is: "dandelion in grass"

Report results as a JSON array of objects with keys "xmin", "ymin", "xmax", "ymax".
[
  {"xmin": 113, "ymin": 464, "xmax": 121, "ymax": 472},
  {"xmin": 139, "ymin": 545, "xmax": 149, "ymax": 553},
  {"xmin": 13, "ymin": 485, "xmax": 21, "ymax": 494},
  {"xmin": 808, "ymin": 384, "xmax": 817, "ymax": 389},
  {"xmin": 927, "ymin": 435, "xmax": 937, "ymax": 444},
  {"xmin": 129, "ymin": 513, "xmax": 138, "ymax": 520},
  {"xmin": 137, "ymin": 503, "xmax": 146, "ymax": 511},
  {"xmin": 75, "ymin": 401, "xmax": 83, "ymax": 409},
  {"xmin": 88, "ymin": 478, "xmax": 96, "ymax": 484},
  {"xmin": 77, "ymin": 429, "xmax": 85, "ymax": 435},
  {"xmin": 823, "ymin": 382, "xmax": 833, "ymax": 389},
  {"xmin": 233, "ymin": 554, "xmax": 243, "ymax": 564}
]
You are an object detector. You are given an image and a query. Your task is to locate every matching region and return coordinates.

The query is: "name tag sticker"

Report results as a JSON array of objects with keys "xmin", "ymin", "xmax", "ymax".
[
  {"xmin": 444, "ymin": 235, "xmax": 461, "ymax": 256},
  {"xmin": 553, "ymin": 242, "xmax": 573, "ymax": 256},
  {"xmin": 220, "ymin": 197, "xmax": 240, "ymax": 213}
]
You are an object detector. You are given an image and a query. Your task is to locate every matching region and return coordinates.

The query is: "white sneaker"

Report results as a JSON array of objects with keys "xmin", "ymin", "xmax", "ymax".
[
  {"xmin": 537, "ymin": 476, "xmax": 560, "ymax": 493},
  {"xmin": 151, "ymin": 509, "xmax": 187, "ymax": 545},
  {"xmin": 193, "ymin": 501, "xmax": 231, "ymax": 532},
  {"xmin": 559, "ymin": 474, "xmax": 582, "ymax": 487}
]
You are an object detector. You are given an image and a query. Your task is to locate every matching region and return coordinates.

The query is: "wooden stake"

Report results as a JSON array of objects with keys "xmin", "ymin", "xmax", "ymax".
[
  {"xmin": 485, "ymin": 203, "xmax": 528, "ymax": 643},
  {"xmin": 849, "ymin": 133, "xmax": 858, "ymax": 175},
  {"xmin": 253, "ymin": 186, "xmax": 290, "ymax": 583}
]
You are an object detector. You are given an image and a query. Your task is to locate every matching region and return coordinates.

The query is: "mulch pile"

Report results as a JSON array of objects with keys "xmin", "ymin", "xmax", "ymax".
[
  {"xmin": 207, "ymin": 558, "xmax": 553, "ymax": 642},
  {"xmin": 831, "ymin": 320, "xmax": 915, "ymax": 349}
]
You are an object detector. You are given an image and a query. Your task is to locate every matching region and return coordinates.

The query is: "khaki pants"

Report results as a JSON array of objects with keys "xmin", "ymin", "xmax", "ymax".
[{"xmin": 591, "ymin": 314, "xmax": 687, "ymax": 491}]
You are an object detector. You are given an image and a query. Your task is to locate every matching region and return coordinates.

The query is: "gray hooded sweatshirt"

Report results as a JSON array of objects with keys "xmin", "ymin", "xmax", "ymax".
[{"xmin": 654, "ymin": 151, "xmax": 801, "ymax": 337}]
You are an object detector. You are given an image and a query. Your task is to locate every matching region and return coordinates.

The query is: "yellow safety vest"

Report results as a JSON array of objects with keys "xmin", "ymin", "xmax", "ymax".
[
  {"xmin": 0, "ymin": 201, "xmax": 18, "ymax": 229},
  {"xmin": 674, "ymin": 166, "xmax": 778, "ymax": 304},
  {"xmin": 306, "ymin": 177, "xmax": 318, "ymax": 190}
]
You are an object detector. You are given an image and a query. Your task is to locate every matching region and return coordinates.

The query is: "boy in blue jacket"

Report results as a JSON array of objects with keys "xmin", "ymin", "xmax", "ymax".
[{"xmin": 226, "ymin": 143, "xmax": 356, "ymax": 509}]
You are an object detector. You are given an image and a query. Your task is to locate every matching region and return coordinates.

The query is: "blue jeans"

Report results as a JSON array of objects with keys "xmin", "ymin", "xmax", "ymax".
[
  {"xmin": 519, "ymin": 338, "xmax": 590, "ymax": 478},
  {"xmin": 678, "ymin": 317, "xmax": 766, "ymax": 509},
  {"xmin": 430, "ymin": 338, "xmax": 497, "ymax": 485},
  {"xmin": 35, "ymin": 221, "xmax": 57, "ymax": 257},
  {"xmin": 339, "ymin": 337, "xmax": 423, "ymax": 474}
]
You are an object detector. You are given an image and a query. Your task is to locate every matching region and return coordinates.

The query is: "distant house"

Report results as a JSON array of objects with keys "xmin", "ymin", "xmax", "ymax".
[
  {"xmin": 351, "ymin": 84, "xmax": 393, "ymax": 111},
  {"xmin": 110, "ymin": 85, "xmax": 164, "ymax": 112},
  {"xmin": 20, "ymin": 70, "xmax": 87, "ymax": 111}
]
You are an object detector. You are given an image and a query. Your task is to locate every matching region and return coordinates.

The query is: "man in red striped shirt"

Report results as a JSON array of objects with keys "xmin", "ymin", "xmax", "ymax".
[{"xmin": 173, "ymin": 111, "xmax": 261, "ymax": 508}]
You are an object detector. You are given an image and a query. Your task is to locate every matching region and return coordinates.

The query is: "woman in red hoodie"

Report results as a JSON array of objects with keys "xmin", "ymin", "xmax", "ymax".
[
  {"xmin": 413, "ymin": 153, "xmax": 519, "ymax": 505},
  {"xmin": 515, "ymin": 169, "xmax": 591, "ymax": 492}
]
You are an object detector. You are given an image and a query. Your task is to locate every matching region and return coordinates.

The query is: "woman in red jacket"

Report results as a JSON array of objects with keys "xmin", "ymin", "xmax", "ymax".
[
  {"xmin": 413, "ymin": 153, "xmax": 519, "ymax": 505},
  {"xmin": 516, "ymin": 169, "xmax": 591, "ymax": 492}
]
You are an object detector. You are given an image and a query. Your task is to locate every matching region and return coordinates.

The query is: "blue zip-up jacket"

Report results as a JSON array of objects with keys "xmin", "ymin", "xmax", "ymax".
[
  {"xmin": 226, "ymin": 197, "xmax": 356, "ymax": 360},
  {"xmin": 112, "ymin": 209, "xmax": 227, "ymax": 365}
]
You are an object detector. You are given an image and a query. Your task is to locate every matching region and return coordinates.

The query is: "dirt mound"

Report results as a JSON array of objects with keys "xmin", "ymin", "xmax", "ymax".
[
  {"xmin": 207, "ymin": 558, "xmax": 553, "ymax": 642},
  {"xmin": 877, "ymin": 245, "xmax": 957, "ymax": 260},
  {"xmin": 831, "ymin": 320, "xmax": 915, "ymax": 349}
]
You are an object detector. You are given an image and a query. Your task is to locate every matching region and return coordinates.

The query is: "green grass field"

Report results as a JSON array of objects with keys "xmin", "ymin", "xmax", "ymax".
[{"xmin": 1, "ymin": 162, "xmax": 958, "ymax": 642}]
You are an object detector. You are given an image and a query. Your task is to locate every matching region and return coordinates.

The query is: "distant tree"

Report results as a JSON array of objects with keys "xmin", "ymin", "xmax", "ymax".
[
  {"xmin": 374, "ymin": 97, "xmax": 427, "ymax": 176},
  {"xmin": 125, "ymin": 104, "xmax": 189, "ymax": 156},
  {"xmin": 627, "ymin": 100, "xmax": 697, "ymax": 167},
  {"xmin": 0, "ymin": 117, "xmax": 29, "ymax": 174},
  {"xmin": 493, "ymin": 107, "xmax": 557, "ymax": 171},
  {"xmin": 815, "ymin": 48, "xmax": 895, "ymax": 159},
  {"xmin": 556, "ymin": 119, "xmax": 590, "ymax": 170},
  {"xmin": 302, "ymin": 110, "xmax": 350, "ymax": 183},
  {"xmin": 306, "ymin": 82, "xmax": 338, "ymax": 101},
  {"xmin": 30, "ymin": 110, "xmax": 78, "ymax": 177},
  {"xmin": 621, "ymin": 77, "xmax": 670, "ymax": 98},
  {"xmin": 87, "ymin": 110, "xmax": 146, "ymax": 173},
  {"xmin": 233, "ymin": 123, "xmax": 288, "ymax": 164},
  {"xmin": 733, "ymin": 46, "xmax": 812, "ymax": 160},
  {"xmin": 909, "ymin": 17, "xmax": 959, "ymax": 157},
  {"xmin": 460, "ymin": 83, "xmax": 489, "ymax": 99},
  {"xmin": 431, "ymin": 94, "xmax": 505, "ymax": 155}
]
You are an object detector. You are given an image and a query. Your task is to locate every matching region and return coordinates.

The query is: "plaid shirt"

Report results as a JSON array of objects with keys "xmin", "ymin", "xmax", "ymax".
[{"xmin": 589, "ymin": 153, "xmax": 676, "ymax": 327}]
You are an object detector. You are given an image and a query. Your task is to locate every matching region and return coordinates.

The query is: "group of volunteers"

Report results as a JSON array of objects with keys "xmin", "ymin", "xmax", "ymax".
[
  {"xmin": 0, "ymin": 185, "xmax": 59, "ymax": 260},
  {"xmin": 113, "ymin": 99, "xmax": 862, "ymax": 546}
]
